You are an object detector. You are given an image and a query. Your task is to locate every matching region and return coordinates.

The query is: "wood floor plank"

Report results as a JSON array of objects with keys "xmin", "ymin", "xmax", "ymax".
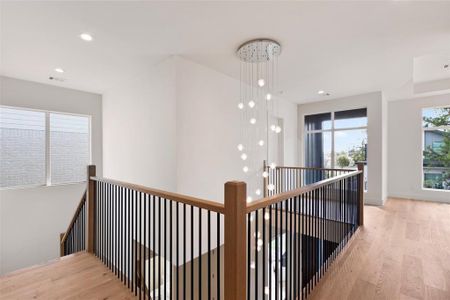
[
  {"xmin": 310, "ymin": 198, "xmax": 450, "ymax": 300},
  {"xmin": 400, "ymin": 254, "xmax": 425, "ymax": 299},
  {"xmin": 0, "ymin": 252, "xmax": 136, "ymax": 300}
]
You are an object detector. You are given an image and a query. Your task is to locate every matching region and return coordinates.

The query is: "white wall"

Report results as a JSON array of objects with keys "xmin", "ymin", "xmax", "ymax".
[
  {"xmin": 102, "ymin": 58, "xmax": 177, "ymax": 191},
  {"xmin": 176, "ymin": 57, "xmax": 298, "ymax": 202},
  {"xmin": 298, "ymin": 92, "xmax": 386, "ymax": 205},
  {"xmin": 0, "ymin": 185, "xmax": 86, "ymax": 274},
  {"xmin": 388, "ymin": 93, "xmax": 450, "ymax": 203},
  {"xmin": 102, "ymin": 56, "xmax": 297, "ymax": 202},
  {"xmin": 0, "ymin": 76, "xmax": 102, "ymax": 274}
]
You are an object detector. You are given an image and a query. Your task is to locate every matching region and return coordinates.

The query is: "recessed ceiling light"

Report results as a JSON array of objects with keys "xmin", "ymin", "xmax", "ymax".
[
  {"xmin": 80, "ymin": 33, "xmax": 93, "ymax": 41},
  {"xmin": 49, "ymin": 76, "xmax": 65, "ymax": 82},
  {"xmin": 54, "ymin": 68, "xmax": 64, "ymax": 73},
  {"xmin": 318, "ymin": 90, "xmax": 325, "ymax": 95}
]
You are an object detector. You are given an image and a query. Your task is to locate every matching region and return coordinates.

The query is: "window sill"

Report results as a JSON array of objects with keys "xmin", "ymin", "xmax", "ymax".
[
  {"xmin": 0, "ymin": 181, "xmax": 86, "ymax": 191},
  {"xmin": 421, "ymin": 187, "xmax": 450, "ymax": 193}
]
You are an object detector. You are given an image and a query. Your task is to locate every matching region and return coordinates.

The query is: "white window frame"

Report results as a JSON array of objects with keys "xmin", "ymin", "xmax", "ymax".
[
  {"xmin": 304, "ymin": 109, "xmax": 368, "ymax": 169},
  {"xmin": 0, "ymin": 105, "xmax": 92, "ymax": 190},
  {"xmin": 421, "ymin": 105, "xmax": 450, "ymax": 192}
]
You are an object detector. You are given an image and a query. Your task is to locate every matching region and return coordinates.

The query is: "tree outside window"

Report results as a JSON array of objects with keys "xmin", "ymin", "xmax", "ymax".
[{"xmin": 422, "ymin": 107, "xmax": 450, "ymax": 190}]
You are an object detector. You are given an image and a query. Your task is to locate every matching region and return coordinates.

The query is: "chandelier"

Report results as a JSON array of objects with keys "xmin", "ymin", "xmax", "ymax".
[{"xmin": 236, "ymin": 39, "xmax": 282, "ymax": 202}]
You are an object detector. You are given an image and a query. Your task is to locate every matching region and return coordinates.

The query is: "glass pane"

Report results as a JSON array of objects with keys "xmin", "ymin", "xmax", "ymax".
[
  {"xmin": 0, "ymin": 107, "xmax": 46, "ymax": 188},
  {"xmin": 305, "ymin": 113, "xmax": 331, "ymax": 131},
  {"xmin": 334, "ymin": 129, "xmax": 367, "ymax": 168},
  {"xmin": 423, "ymin": 128, "xmax": 450, "ymax": 190},
  {"xmin": 50, "ymin": 113, "xmax": 90, "ymax": 184},
  {"xmin": 334, "ymin": 108, "xmax": 367, "ymax": 129},
  {"xmin": 304, "ymin": 132, "xmax": 332, "ymax": 168},
  {"xmin": 422, "ymin": 107, "xmax": 450, "ymax": 128}
]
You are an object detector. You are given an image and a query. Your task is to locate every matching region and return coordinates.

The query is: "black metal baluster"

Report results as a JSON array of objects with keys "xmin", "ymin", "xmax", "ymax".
[
  {"xmin": 148, "ymin": 194, "xmax": 151, "ymax": 300},
  {"xmin": 315, "ymin": 188, "xmax": 318, "ymax": 286},
  {"xmin": 170, "ymin": 200, "xmax": 173, "ymax": 299},
  {"xmin": 208, "ymin": 210, "xmax": 211, "ymax": 300},
  {"xmin": 190, "ymin": 205, "xmax": 194, "ymax": 300},
  {"xmin": 198, "ymin": 207, "xmax": 202, "ymax": 300},
  {"xmin": 255, "ymin": 210, "xmax": 259, "ymax": 300},
  {"xmin": 247, "ymin": 213, "xmax": 251, "ymax": 300},
  {"xmin": 152, "ymin": 195, "xmax": 156, "ymax": 299},
  {"xmin": 307, "ymin": 191, "xmax": 311, "ymax": 296},
  {"xmin": 269, "ymin": 204, "xmax": 272, "ymax": 300},
  {"xmin": 120, "ymin": 187, "xmax": 123, "ymax": 282},
  {"xmin": 108, "ymin": 184, "xmax": 111, "ymax": 270},
  {"xmin": 128, "ymin": 188, "xmax": 131, "ymax": 289},
  {"xmin": 293, "ymin": 196, "xmax": 297, "ymax": 300},
  {"xmin": 159, "ymin": 197, "xmax": 162, "ymax": 300},
  {"xmin": 104, "ymin": 183, "xmax": 107, "ymax": 265},
  {"xmin": 285, "ymin": 199, "xmax": 288, "ymax": 299},
  {"xmin": 164, "ymin": 198, "xmax": 167, "ymax": 300},
  {"xmin": 116, "ymin": 185, "xmax": 119, "ymax": 277},
  {"xmin": 281, "ymin": 200, "xmax": 284, "ymax": 300},
  {"xmin": 217, "ymin": 212, "xmax": 221, "ymax": 300},
  {"xmin": 275, "ymin": 201, "xmax": 278, "ymax": 300},
  {"xmin": 263, "ymin": 207, "xmax": 266, "ymax": 300},
  {"xmin": 290, "ymin": 173, "xmax": 294, "ymax": 298},
  {"xmin": 183, "ymin": 203, "xmax": 186, "ymax": 300},
  {"xmin": 134, "ymin": 189, "xmax": 137, "ymax": 295},
  {"xmin": 143, "ymin": 193, "xmax": 147, "ymax": 294},
  {"xmin": 176, "ymin": 202, "xmax": 179, "ymax": 300},
  {"xmin": 139, "ymin": 191, "xmax": 142, "ymax": 300},
  {"xmin": 111, "ymin": 184, "xmax": 114, "ymax": 272}
]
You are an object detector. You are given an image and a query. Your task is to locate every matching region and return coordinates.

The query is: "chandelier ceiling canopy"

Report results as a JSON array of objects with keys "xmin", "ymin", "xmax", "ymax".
[{"xmin": 237, "ymin": 39, "xmax": 281, "ymax": 63}]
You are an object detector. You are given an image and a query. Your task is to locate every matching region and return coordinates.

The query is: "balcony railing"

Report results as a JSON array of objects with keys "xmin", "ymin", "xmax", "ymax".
[{"xmin": 60, "ymin": 163, "xmax": 364, "ymax": 299}]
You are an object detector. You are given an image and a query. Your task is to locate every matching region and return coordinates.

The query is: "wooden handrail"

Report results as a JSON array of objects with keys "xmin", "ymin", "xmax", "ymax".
[
  {"xmin": 60, "ymin": 191, "xmax": 86, "ymax": 247},
  {"xmin": 90, "ymin": 176, "xmax": 225, "ymax": 214},
  {"xmin": 246, "ymin": 170, "xmax": 362, "ymax": 213},
  {"xmin": 271, "ymin": 165, "xmax": 355, "ymax": 172}
]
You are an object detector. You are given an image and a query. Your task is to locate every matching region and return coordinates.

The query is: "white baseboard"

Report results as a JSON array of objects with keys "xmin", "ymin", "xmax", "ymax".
[{"xmin": 388, "ymin": 192, "xmax": 450, "ymax": 204}]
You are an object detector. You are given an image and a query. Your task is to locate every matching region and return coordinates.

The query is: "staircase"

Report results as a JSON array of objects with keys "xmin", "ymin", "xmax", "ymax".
[{"xmin": 5, "ymin": 163, "xmax": 365, "ymax": 299}]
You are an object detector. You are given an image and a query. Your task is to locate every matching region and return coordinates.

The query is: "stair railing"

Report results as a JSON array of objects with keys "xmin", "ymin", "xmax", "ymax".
[
  {"xmin": 59, "ymin": 190, "xmax": 87, "ymax": 256},
  {"xmin": 61, "ymin": 163, "xmax": 363, "ymax": 299}
]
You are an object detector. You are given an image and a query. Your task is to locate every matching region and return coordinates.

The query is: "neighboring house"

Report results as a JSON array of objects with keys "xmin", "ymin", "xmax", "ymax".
[{"xmin": 423, "ymin": 130, "xmax": 450, "ymax": 190}]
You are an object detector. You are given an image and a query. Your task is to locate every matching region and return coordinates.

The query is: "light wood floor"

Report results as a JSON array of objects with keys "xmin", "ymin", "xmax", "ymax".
[
  {"xmin": 310, "ymin": 198, "xmax": 450, "ymax": 300},
  {"xmin": 1, "ymin": 198, "xmax": 449, "ymax": 300},
  {"xmin": 0, "ymin": 252, "xmax": 136, "ymax": 300}
]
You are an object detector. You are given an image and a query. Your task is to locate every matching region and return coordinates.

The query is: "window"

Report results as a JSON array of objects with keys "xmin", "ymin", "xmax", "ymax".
[
  {"xmin": 50, "ymin": 113, "xmax": 90, "ymax": 184},
  {"xmin": 304, "ymin": 108, "xmax": 368, "ymax": 189},
  {"xmin": 0, "ymin": 106, "xmax": 90, "ymax": 188},
  {"xmin": 422, "ymin": 106, "xmax": 450, "ymax": 191},
  {"xmin": 0, "ymin": 107, "xmax": 46, "ymax": 188}
]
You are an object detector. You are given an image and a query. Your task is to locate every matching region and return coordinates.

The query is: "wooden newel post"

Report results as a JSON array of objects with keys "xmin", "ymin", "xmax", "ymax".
[
  {"xmin": 356, "ymin": 162, "xmax": 364, "ymax": 226},
  {"xmin": 87, "ymin": 165, "xmax": 96, "ymax": 253},
  {"xmin": 59, "ymin": 233, "xmax": 65, "ymax": 257},
  {"xmin": 224, "ymin": 181, "xmax": 247, "ymax": 300}
]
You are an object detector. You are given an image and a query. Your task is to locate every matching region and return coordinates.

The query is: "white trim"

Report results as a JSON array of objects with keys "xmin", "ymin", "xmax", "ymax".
[
  {"xmin": 423, "ymin": 126, "xmax": 450, "ymax": 131},
  {"xmin": 420, "ymin": 106, "xmax": 450, "ymax": 191},
  {"xmin": 305, "ymin": 125, "xmax": 368, "ymax": 134},
  {"xmin": 45, "ymin": 112, "xmax": 51, "ymax": 186}
]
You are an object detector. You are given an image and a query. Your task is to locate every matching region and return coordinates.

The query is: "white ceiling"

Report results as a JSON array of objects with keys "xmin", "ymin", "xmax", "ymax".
[{"xmin": 1, "ymin": 1, "xmax": 450, "ymax": 103}]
